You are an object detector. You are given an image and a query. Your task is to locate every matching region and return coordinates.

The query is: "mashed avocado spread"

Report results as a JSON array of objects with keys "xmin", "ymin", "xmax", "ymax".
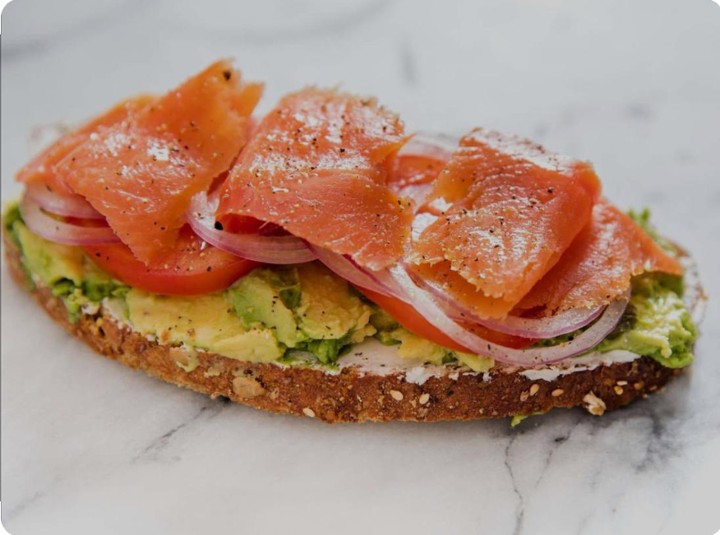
[
  {"xmin": 3, "ymin": 203, "xmax": 697, "ymax": 370},
  {"xmin": 595, "ymin": 275, "xmax": 696, "ymax": 368},
  {"xmin": 370, "ymin": 308, "xmax": 494, "ymax": 371}
]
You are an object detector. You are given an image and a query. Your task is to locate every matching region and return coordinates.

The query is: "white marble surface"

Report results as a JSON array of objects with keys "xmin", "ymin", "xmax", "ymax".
[{"xmin": 2, "ymin": 0, "xmax": 720, "ymax": 533}]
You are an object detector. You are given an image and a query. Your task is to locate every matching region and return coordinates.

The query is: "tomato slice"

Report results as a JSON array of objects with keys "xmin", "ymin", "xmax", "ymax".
[
  {"xmin": 84, "ymin": 226, "xmax": 259, "ymax": 295},
  {"xmin": 357, "ymin": 287, "xmax": 535, "ymax": 352}
]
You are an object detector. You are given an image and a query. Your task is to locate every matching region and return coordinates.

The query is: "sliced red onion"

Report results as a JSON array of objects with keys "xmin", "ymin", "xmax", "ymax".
[
  {"xmin": 475, "ymin": 306, "xmax": 605, "ymax": 339},
  {"xmin": 187, "ymin": 192, "xmax": 316, "ymax": 264},
  {"xmin": 25, "ymin": 182, "xmax": 104, "ymax": 220},
  {"xmin": 410, "ymin": 270, "xmax": 605, "ymax": 338},
  {"xmin": 19, "ymin": 193, "xmax": 119, "ymax": 245},
  {"xmin": 389, "ymin": 264, "xmax": 629, "ymax": 366},
  {"xmin": 309, "ymin": 245, "xmax": 405, "ymax": 298}
]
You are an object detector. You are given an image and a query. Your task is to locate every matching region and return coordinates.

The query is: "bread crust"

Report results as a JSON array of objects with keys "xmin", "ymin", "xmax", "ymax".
[{"xmin": 3, "ymin": 233, "xmax": 683, "ymax": 423}]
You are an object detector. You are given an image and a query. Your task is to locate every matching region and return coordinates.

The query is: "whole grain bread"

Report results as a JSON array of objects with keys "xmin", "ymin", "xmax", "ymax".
[{"xmin": 3, "ymin": 234, "xmax": 697, "ymax": 423}]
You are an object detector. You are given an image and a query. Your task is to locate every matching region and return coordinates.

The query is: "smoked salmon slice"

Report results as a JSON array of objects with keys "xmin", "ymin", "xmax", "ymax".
[
  {"xmin": 409, "ymin": 129, "xmax": 602, "ymax": 318},
  {"xmin": 517, "ymin": 199, "xmax": 683, "ymax": 314},
  {"xmin": 16, "ymin": 95, "xmax": 155, "ymax": 196},
  {"xmin": 391, "ymin": 153, "xmax": 446, "ymax": 206},
  {"xmin": 56, "ymin": 60, "xmax": 262, "ymax": 264},
  {"xmin": 216, "ymin": 88, "xmax": 412, "ymax": 271}
]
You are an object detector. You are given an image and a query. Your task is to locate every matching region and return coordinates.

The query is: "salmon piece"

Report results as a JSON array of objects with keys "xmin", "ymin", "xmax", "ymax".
[
  {"xmin": 390, "ymin": 151, "xmax": 448, "ymax": 210},
  {"xmin": 517, "ymin": 199, "xmax": 683, "ymax": 314},
  {"xmin": 411, "ymin": 261, "xmax": 521, "ymax": 318},
  {"xmin": 16, "ymin": 95, "xmax": 155, "ymax": 195},
  {"xmin": 57, "ymin": 61, "xmax": 262, "ymax": 264},
  {"xmin": 216, "ymin": 88, "xmax": 412, "ymax": 270},
  {"xmin": 409, "ymin": 129, "xmax": 601, "ymax": 318},
  {"xmin": 387, "ymin": 145, "xmax": 450, "ymax": 243}
]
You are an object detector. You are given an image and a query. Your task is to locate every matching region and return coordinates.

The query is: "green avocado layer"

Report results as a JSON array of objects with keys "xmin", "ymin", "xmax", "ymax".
[
  {"xmin": 5, "ymin": 204, "xmax": 376, "ymax": 366},
  {"xmin": 595, "ymin": 275, "xmax": 696, "ymax": 368},
  {"xmin": 3, "ymin": 203, "xmax": 697, "ymax": 371}
]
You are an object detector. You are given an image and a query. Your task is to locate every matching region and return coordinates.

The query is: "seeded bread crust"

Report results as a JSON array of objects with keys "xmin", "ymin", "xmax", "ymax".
[{"xmin": 3, "ymin": 234, "xmax": 685, "ymax": 423}]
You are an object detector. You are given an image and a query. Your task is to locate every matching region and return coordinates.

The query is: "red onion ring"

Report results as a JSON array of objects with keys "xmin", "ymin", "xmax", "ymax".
[
  {"xmin": 19, "ymin": 193, "xmax": 120, "ymax": 245},
  {"xmin": 312, "ymin": 242, "xmax": 606, "ymax": 342},
  {"xmin": 389, "ymin": 264, "xmax": 629, "ymax": 366},
  {"xmin": 187, "ymin": 192, "xmax": 316, "ymax": 264},
  {"xmin": 309, "ymin": 245, "xmax": 405, "ymax": 298},
  {"xmin": 409, "ymin": 269, "xmax": 605, "ymax": 339},
  {"xmin": 474, "ymin": 306, "xmax": 605, "ymax": 339},
  {"xmin": 25, "ymin": 182, "xmax": 104, "ymax": 220}
]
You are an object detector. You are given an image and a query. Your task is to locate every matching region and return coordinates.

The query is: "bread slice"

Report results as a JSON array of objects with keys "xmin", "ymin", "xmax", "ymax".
[{"xmin": 2, "ymin": 233, "xmax": 704, "ymax": 423}]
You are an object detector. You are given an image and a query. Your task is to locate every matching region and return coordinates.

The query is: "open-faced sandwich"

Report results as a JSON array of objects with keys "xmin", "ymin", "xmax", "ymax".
[{"xmin": 2, "ymin": 60, "xmax": 705, "ymax": 423}]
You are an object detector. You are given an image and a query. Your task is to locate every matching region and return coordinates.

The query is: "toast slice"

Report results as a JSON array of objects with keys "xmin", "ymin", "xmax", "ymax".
[{"xmin": 3, "ymin": 231, "xmax": 705, "ymax": 423}]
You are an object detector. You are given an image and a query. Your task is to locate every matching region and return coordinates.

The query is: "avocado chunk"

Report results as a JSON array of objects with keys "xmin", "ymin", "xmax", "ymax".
[
  {"xmin": 209, "ymin": 329, "xmax": 284, "ymax": 363},
  {"xmin": 378, "ymin": 327, "xmax": 494, "ymax": 371},
  {"xmin": 390, "ymin": 328, "xmax": 447, "ymax": 365},
  {"xmin": 227, "ymin": 263, "xmax": 378, "ymax": 364},
  {"xmin": 228, "ymin": 267, "xmax": 305, "ymax": 348},
  {"xmin": 597, "ymin": 275, "xmax": 697, "ymax": 368},
  {"xmin": 510, "ymin": 411, "xmax": 547, "ymax": 427},
  {"xmin": 3, "ymin": 203, "xmax": 24, "ymax": 247},
  {"xmin": 370, "ymin": 308, "xmax": 400, "ymax": 332},
  {"xmin": 15, "ymin": 222, "xmax": 85, "ymax": 286},
  {"xmin": 125, "ymin": 289, "xmax": 283, "ymax": 363},
  {"xmin": 295, "ymin": 263, "xmax": 375, "ymax": 340},
  {"xmin": 293, "ymin": 263, "xmax": 376, "ymax": 363},
  {"xmin": 454, "ymin": 351, "xmax": 494, "ymax": 373},
  {"xmin": 12, "ymin": 218, "xmax": 128, "ymax": 321}
]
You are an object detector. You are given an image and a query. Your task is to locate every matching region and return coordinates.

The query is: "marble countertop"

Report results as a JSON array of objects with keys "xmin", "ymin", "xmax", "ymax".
[{"xmin": 2, "ymin": 0, "xmax": 719, "ymax": 533}]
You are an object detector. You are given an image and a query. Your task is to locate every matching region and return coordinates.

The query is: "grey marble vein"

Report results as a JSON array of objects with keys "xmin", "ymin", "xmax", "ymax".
[
  {"xmin": 531, "ymin": 419, "xmax": 579, "ymax": 491},
  {"xmin": 2, "ymin": 0, "xmax": 154, "ymax": 59},
  {"xmin": 504, "ymin": 434, "xmax": 525, "ymax": 535},
  {"xmin": 155, "ymin": 0, "xmax": 393, "ymax": 46},
  {"xmin": 399, "ymin": 40, "xmax": 418, "ymax": 87},
  {"xmin": 3, "ymin": 490, "xmax": 45, "ymax": 524},
  {"xmin": 623, "ymin": 102, "xmax": 654, "ymax": 122},
  {"xmin": 133, "ymin": 400, "xmax": 228, "ymax": 463},
  {"xmin": 635, "ymin": 411, "xmax": 679, "ymax": 473}
]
